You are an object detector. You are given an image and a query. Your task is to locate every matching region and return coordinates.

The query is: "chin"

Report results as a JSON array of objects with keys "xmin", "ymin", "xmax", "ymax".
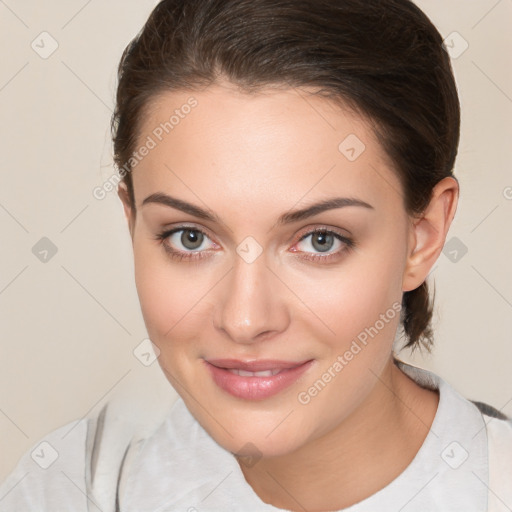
[{"xmin": 187, "ymin": 394, "xmax": 312, "ymax": 458}]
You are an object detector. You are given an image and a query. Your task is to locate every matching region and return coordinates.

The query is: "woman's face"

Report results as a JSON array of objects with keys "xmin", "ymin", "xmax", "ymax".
[{"xmin": 122, "ymin": 82, "xmax": 414, "ymax": 458}]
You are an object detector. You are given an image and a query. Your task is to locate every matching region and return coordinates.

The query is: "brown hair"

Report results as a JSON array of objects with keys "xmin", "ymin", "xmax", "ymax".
[{"xmin": 111, "ymin": 0, "xmax": 460, "ymax": 352}]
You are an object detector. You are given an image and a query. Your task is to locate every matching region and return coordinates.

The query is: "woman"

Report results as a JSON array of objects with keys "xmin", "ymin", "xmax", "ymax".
[{"xmin": 1, "ymin": 0, "xmax": 511, "ymax": 510}]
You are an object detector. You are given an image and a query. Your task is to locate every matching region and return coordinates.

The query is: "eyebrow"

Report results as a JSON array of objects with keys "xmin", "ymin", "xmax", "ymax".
[{"xmin": 141, "ymin": 192, "xmax": 374, "ymax": 226}]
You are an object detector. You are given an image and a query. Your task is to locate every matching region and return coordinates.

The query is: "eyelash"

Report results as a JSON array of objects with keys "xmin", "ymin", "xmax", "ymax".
[{"xmin": 154, "ymin": 225, "xmax": 355, "ymax": 264}]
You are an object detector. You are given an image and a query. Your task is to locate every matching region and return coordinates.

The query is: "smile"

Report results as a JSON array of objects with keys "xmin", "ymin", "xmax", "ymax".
[{"xmin": 204, "ymin": 358, "xmax": 314, "ymax": 400}]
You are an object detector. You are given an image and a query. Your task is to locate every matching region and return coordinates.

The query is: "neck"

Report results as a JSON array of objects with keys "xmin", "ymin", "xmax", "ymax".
[{"xmin": 237, "ymin": 358, "xmax": 439, "ymax": 511}]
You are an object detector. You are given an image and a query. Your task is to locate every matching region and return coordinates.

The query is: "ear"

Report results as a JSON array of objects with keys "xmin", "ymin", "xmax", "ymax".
[
  {"xmin": 117, "ymin": 182, "xmax": 136, "ymax": 240},
  {"xmin": 402, "ymin": 176, "xmax": 459, "ymax": 292}
]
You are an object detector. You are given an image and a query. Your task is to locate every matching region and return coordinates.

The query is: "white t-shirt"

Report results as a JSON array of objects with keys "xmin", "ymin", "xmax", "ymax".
[{"xmin": 1, "ymin": 361, "xmax": 511, "ymax": 511}]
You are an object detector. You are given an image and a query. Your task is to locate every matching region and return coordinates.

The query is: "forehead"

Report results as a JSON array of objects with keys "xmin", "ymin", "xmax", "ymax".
[{"xmin": 131, "ymin": 83, "xmax": 403, "ymax": 214}]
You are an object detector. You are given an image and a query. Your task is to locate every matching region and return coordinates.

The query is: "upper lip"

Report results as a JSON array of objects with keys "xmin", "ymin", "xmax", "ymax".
[{"xmin": 206, "ymin": 358, "xmax": 311, "ymax": 371}]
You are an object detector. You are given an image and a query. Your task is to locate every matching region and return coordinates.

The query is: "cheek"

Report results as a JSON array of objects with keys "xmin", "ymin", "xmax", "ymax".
[
  {"xmin": 291, "ymin": 258, "xmax": 405, "ymax": 439},
  {"xmin": 132, "ymin": 240, "xmax": 217, "ymax": 357},
  {"xmin": 133, "ymin": 245, "xmax": 175, "ymax": 336},
  {"xmin": 289, "ymin": 241, "xmax": 405, "ymax": 346}
]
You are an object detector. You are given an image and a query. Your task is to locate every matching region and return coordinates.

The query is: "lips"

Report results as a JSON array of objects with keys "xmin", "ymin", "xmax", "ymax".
[{"xmin": 204, "ymin": 358, "xmax": 314, "ymax": 400}]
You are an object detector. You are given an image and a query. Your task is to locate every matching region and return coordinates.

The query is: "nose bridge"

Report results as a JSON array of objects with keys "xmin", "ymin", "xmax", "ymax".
[{"xmin": 214, "ymin": 250, "xmax": 288, "ymax": 344}]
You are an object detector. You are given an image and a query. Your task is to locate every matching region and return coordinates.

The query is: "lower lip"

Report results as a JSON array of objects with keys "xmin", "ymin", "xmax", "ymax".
[{"xmin": 204, "ymin": 360, "xmax": 314, "ymax": 400}]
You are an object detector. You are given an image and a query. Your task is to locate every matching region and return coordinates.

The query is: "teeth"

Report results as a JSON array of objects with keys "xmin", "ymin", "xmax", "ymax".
[{"xmin": 227, "ymin": 368, "xmax": 282, "ymax": 377}]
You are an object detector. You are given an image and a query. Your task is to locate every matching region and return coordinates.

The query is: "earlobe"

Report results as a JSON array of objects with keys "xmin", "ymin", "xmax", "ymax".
[
  {"xmin": 117, "ymin": 182, "xmax": 135, "ymax": 239},
  {"xmin": 402, "ymin": 177, "xmax": 459, "ymax": 292}
]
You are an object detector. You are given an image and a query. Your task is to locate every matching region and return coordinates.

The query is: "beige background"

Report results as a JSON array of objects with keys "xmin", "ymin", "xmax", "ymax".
[{"xmin": 0, "ymin": 0, "xmax": 511, "ymax": 481}]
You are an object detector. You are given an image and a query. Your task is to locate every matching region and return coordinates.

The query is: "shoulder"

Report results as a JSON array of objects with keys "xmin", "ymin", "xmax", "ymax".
[
  {"xmin": 472, "ymin": 400, "xmax": 510, "ymax": 420},
  {"xmin": 0, "ymin": 392, "xmax": 176, "ymax": 512},
  {"xmin": 480, "ymin": 410, "xmax": 512, "ymax": 511},
  {"xmin": 472, "ymin": 400, "xmax": 512, "ymax": 448},
  {"xmin": 0, "ymin": 416, "xmax": 90, "ymax": 511}
]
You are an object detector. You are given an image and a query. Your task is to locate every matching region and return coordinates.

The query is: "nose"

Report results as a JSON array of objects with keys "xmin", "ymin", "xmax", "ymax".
[{"xmin": 213, "ymin": 252, "xmax": 290, "ymax": 345}]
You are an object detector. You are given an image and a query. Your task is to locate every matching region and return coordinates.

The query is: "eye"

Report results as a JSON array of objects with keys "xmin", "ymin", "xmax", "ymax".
[
  {"xmin": 155, "ymin": 225, "xmax": 354, "ymax": 264},
  {"xmin": 155, "ymin": 226, "xmax": 218, "ymax": 261},
  {"xmin": 291, "ymin": 228, "xmax": 355, "ymax": 263}
]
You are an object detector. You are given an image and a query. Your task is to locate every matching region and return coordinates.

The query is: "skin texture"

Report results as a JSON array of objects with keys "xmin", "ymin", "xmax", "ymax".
[{"xmin": 118, "ymin": 80, "xmax": 459, "ymax": 511}]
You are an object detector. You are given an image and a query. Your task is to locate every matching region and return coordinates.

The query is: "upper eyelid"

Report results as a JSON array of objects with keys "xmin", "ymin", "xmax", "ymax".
[
  {"xmin": 161, "ymin": 224, "xmax": 348, "ymax": 238},
  {"xmin": 297, "ymin": 226, "xmax": 350, "ymax": 238},
  {"xmin": 161, "ymin": 224, "xmax": 213, "ymax": 239}
]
